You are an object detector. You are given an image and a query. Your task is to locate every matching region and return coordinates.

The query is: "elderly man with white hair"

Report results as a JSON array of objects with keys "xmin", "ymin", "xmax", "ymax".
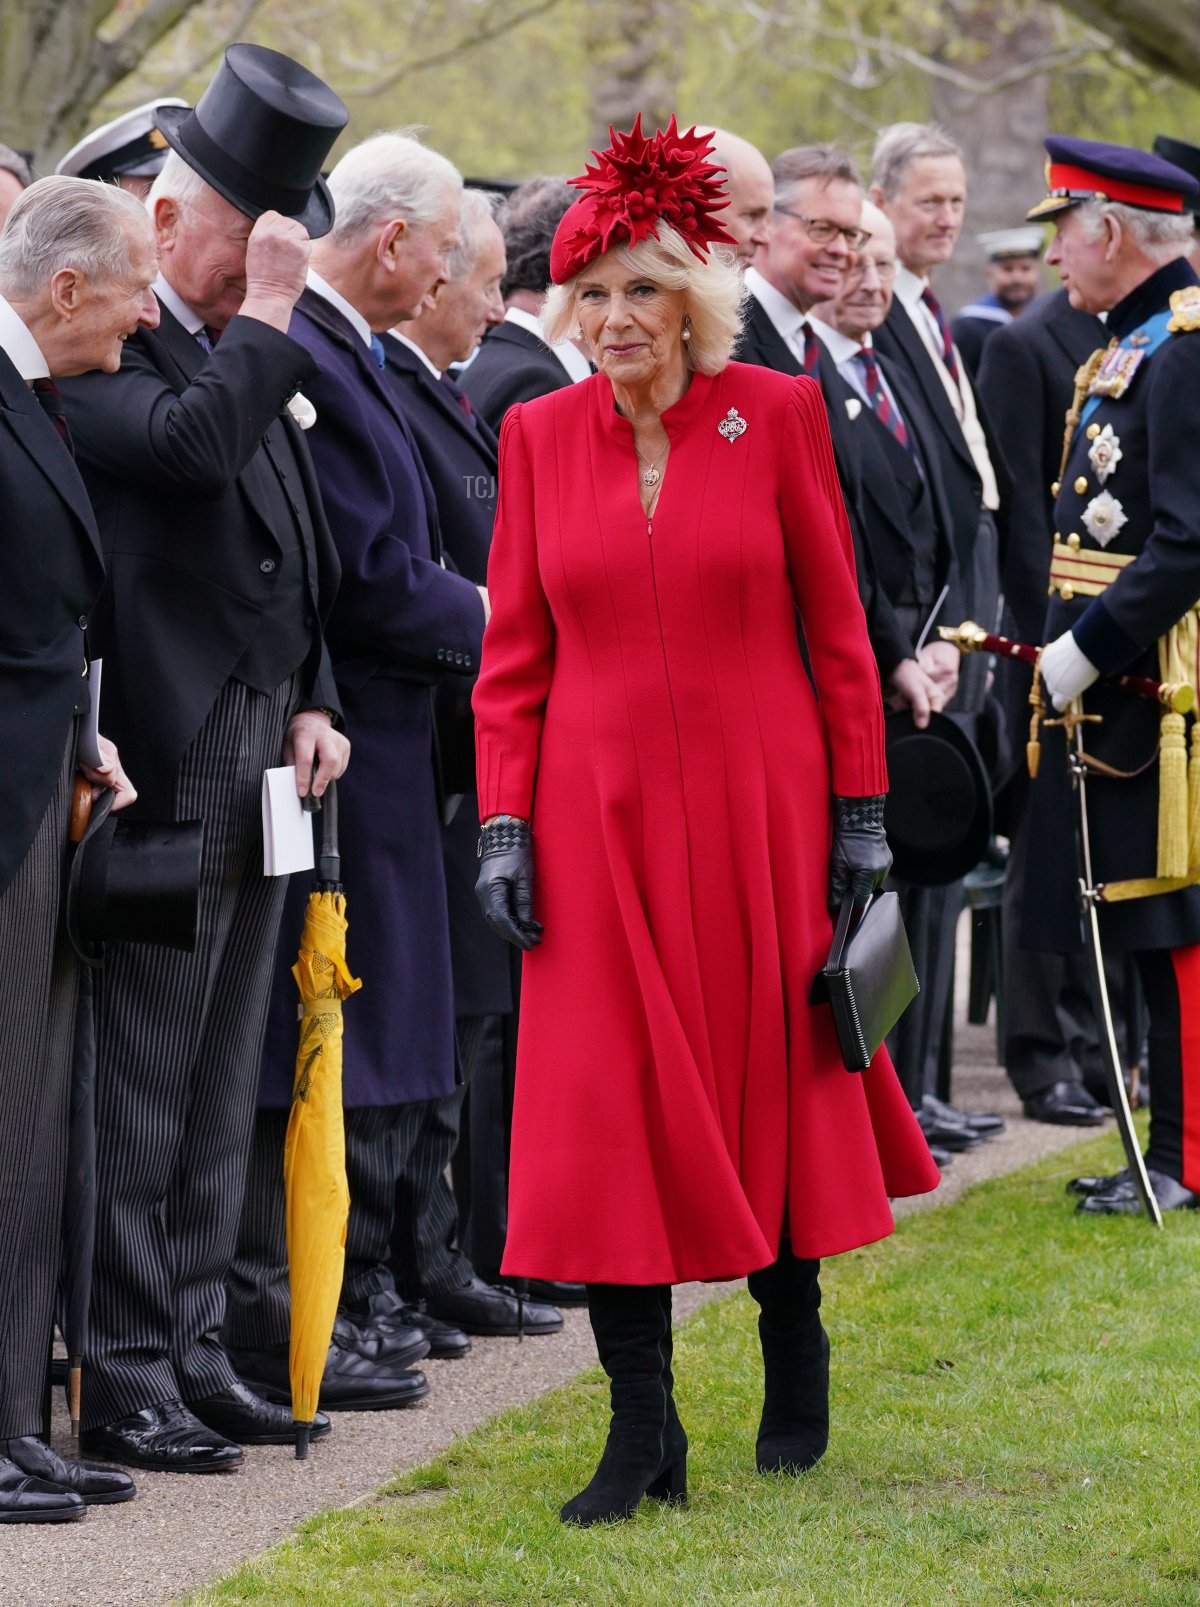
[
  {"xmin": 225, "ymin": 134, "xmax": 563, "ymax": 1415},
  {"xmin": 59, "ymin": 46, "xmax": 350, "ymax": 1475},
  {"xmin": 0, "ymin": 173, "xmax": 149, "ymax": 1522}
]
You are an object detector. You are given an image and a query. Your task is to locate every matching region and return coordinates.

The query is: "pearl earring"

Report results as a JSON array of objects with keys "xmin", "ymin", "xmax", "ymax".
[{"xmin": 682, "ymin": 314, "xmax": 692, "ymax": 342}]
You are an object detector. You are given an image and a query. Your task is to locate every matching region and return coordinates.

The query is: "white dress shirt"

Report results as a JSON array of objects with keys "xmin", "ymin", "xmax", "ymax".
[
  {"xmin": 807, "ymin": 316, "xmax": 906, "ymax": 420},
  {"xmin": 306, "ymin": 269, "xmax": 372, "ymax": 348},
  {"xmin": 153, "ymin": 272, "xmax": 204, "ymax": 336},
  {"xmin": 0, "ymin": 293, "xmax": 49, "ymax": 381},
  {"xmin": 391, "ymin": 330, "xmax": 441, "ymax": 379},
  {"xmin": 894, "ymin": 265, "xmax": 998, "ymax": 510},
  {"xmin": 503, "ymin": 304, "xmax": 591, "ymax": 383},
  {"xmin": 744, "ymin": 266, "xmax": 811, "ymax": 366}
]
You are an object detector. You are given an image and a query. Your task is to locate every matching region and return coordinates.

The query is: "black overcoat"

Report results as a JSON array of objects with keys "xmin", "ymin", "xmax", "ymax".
[
  {"xmin": 256, "ymin": 291, "xmax": 486, "ymax": 1108},
  {"xmin": 58, "ymin": 302, "xmax": 342, "ymax": 816},
  {"xmin": 381, "ymin": 333, "xmax": 513, "ymax": 1019},
  {"xmin": 459, "ymin": 318, "xmax": 573, "ymax": 432},
  {"xmin": 0, "ymin": 348, "xmax": 103, "ymax": 893},
  {"xmin": 1023, "ymin": 259, "xmax": 1200, "ymax": 954}
]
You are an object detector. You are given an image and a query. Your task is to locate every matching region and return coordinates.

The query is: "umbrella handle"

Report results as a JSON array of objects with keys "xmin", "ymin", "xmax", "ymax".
[{"xmin": 317, "ymin": 779, "xmax": 340, "ymax": 886}]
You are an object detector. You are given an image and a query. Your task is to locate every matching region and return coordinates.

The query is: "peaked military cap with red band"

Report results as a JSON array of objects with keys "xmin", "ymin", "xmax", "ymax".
[
  {"xmin": 1027, "ymin": 135, "xmax": 1200, "ymax": 221},
  {"xmin": 549, "ymin": 115, "xmax": 737, "ymax": 284}
]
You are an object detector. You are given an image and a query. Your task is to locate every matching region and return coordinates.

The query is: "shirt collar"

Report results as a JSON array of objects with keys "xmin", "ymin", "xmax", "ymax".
[
  {"xmin": 745, "ymin": 266, "xmax": 807, "ymax": 340},
  {"xmin": 504, "ymin": 304, "xmax": 592, "ymax": 382},
  {"xmin": 391, "ymin": 329, "xmax": 441, "ymax": 379},
  {"xmin": 807, "ymin": 314, "xmax": 866, "ymax": 366},
  {"xmin": 153, "ymin": 272, "xmax": 203, "ymax": 335},
  {"xmin": 893, "ymin": 264, "xmax": 928, "ymax": 314},
  {"xmin": 0, "ymin": 293, "xmax": 49, "ymax": 381},
  {"xmin": 306, "ymin": 269, "xmax": 373, "ymax": 349}
]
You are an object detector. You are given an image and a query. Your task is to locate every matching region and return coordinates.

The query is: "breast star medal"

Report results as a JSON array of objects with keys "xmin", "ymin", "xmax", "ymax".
[
  {"xmin": 1086, "ymin": 423, "xmax": 1122, "ymax": 484},
  {"xmin": 717, "ymin": 407, "xmax": 747, "ymax": 443},
  {"xmin": 1081, "ymin": 490, "xmax": 1127, "ymax": 548}
]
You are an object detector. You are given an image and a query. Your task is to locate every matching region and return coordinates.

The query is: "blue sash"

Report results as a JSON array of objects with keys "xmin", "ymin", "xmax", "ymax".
[{"xmin": 1077, "ymin": 310, "xmax": 1174, "ymax": 436}]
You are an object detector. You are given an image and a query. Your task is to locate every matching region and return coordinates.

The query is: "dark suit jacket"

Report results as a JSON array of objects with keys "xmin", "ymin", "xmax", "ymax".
[
  {"xmin": 737, "ymin": 293, "xmax": 912, "ymax": 673},
  {"xmin": 381, "ymin": 333, "xmax": 513, "ymax": 1020},
  {"xmin": 258, "ymin": 288, "xmax": 487, "ymax": 1109},
  {"xmin": 824, "ymin": 355, "xmax": 962, "ymax": 655},
  {"xmin": 459, "ymin": 318, "xmax": 573, "ymax": 433},
  {"xmin": 976, "ymin": 289, "xmax": 1106, "ymax": 643},
  {"xmin": 59, "ymin": 300, "xmax": 341, "ymax": 814},
  {"xmin": 0, "ymin": 348, "xmax": 104, "ymax": 894}
]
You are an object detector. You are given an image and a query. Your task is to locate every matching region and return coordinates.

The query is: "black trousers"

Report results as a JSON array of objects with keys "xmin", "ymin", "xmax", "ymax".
[
  {"xmin": 450, "ymin": 1012, "xmax": 513, "ymax": 1278},
  {"xmin": 225, "ymin": 1094, "xmax": 474, "ymax": 1350},
  {"xmin": 83, "ymin": 678, "xmax": 294, "ymax": 1429},
  {"xmin": 1134, "ymin": 947, "xmax": 1198, "ymax": 1185},
  {"xmin": 888, "ymin": 879, "xmax": 960, "ymax": 1108},
  {"xmin": 0, "ymin": 741, "xmax": 76, "ymax": 1438}
]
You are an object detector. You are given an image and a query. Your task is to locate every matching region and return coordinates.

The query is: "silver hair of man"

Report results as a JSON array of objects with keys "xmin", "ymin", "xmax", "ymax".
[
  {"xmin": 0, "ymin": 174, "xmax": 149, "ymax": 298},
  {"xmin": 147, "ymin": 150, "xmax": 214, "ymax": 213},
  {"xmin": 1073, "ymin": 199, "xmax": 1194, "ymax": 261},
  {"xmin": 871, "ymin": 123, "xmax": 963, "ymax": 201},
  {"xmin": 325, "ymin": 131, "xmax": 462, "ymax": 245},
  {"xmin": 444, "ymin": 188, "xmax": 502, "ymax": 283}
]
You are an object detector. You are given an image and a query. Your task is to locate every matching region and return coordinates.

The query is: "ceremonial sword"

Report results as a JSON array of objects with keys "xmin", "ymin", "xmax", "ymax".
[{"xmin": 939, "ymin": 621, "xmax": 1170, "ymax": 1226}]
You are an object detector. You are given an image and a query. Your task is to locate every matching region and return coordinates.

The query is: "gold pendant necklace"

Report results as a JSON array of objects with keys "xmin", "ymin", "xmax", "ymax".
[{"xmin": 636, "ymin": 443, "xmax": 667, "ymax": 487}]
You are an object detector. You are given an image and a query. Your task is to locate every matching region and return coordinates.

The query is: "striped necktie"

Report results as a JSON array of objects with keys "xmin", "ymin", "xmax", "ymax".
[
  {"xmin": 800, "ymin": 320, "xmax": 823, "ymax": 380},
  {"xmin": 919, "ymin": 286, "xmax": 960, "ymax": 384},
  {"xmin": 855, "ymin": 348, "xmax": 909, "ymax": 450}
]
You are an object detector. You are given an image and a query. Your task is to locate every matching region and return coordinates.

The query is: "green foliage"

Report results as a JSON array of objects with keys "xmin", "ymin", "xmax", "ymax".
[{"xmin": 187, "ymin": 1128, "xmax": 1200, "ymax": 1607}]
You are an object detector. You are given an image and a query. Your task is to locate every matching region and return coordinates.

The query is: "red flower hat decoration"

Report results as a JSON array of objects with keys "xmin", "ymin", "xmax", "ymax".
[{"xmin": 549, "ymin": 115, "xmax": 736, "ymax": 284}]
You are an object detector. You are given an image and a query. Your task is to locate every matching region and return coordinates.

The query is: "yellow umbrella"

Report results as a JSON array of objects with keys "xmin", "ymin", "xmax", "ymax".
[{"xmin": 285, "ymin": 782, "xmax": 361, "ymax": 1458}]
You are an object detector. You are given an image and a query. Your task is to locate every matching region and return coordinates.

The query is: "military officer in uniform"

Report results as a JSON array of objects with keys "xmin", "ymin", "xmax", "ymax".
[{"xmin": 1023, "ymin": 137, "xmax": 1200, "ymax": 1214}]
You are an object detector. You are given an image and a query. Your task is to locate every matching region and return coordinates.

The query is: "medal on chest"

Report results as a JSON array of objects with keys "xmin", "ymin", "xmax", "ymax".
[{"xmin": 1088, "ymin": 341, "xmax": 1146, "ymax": 400}]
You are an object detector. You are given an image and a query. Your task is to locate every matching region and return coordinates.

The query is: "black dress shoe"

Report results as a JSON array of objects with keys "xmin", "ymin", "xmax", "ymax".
[
  {"xmin": 188, "ymin": 1382, "xmax": 332, "ymax": 1445},
  {"xmin": 1023, "ymin": 1081, "xmax": 1109, "ymax": 1126},
  {"xmin": 229, "ymin": 1336, "xmax": 430, "ymax": 1411},
  {"xmin": 1077, "ymin": 1167, "xmax": 1200, "ymax": 1215},
  {"xmin": 0, "ymin": 1436, "xmax": 135, "ymax": 1506},
  {"xmin": 424, "ymin": 1273, "xmax": 564, "ymax": 1337},
  {"xmin": 0, "ymin": 1454, "xmax": 85, "ymax": 1523},
  {"xmin": 332, "ymin": 1312, "xmax": 430, "ymax": 1370},
  {"xmin": 1067, "ymin": 1167, "xmax": 1129, "ymax": 1197},
  {"xmin": 915, "ymin": 1104, "xmax": 980, "ymax": 1153},
  {"xmin": 345, "ymin": 1290, "xmax": 472, "ymax": 1360},
  {"xmin": 481, "ymin": 1276, "xmax": 589, "ymax": 1308},
  {"xmin": 81, "ymin": 1402, "xmax": 243, "ymax": 1473},
  {"xmin": 927, "ymin": 1145, "xmax": 955, "ymax": 1169},
  {"xmin": 922, "ymin": 1093, "xmax": 1005, "ymax": 1138}
]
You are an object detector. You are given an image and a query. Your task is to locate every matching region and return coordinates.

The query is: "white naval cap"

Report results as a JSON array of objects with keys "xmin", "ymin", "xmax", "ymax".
[
  {"xmin": 976, "ymin": 225, "xmax": 1045, "ymax": 260},
  {"xmin": 55, "ymin": 98, "xmax": 189, "ymax": 182}
]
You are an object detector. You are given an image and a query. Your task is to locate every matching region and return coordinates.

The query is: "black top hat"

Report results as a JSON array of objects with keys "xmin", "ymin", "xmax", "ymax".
[
  {"xmin": 156, "ymin": 44, "xmax": 348, "ymax": 238},
  {"xmin": 884, "ymin": 710, "xmax": 992, "ymax": 887},
  {"xmin": 68, "ymin": 793, "xmax": 205, "ymax": 956},
  {"xmin": 1153, "ymin": 135, "xmax": 1200, "ymax": 216}
]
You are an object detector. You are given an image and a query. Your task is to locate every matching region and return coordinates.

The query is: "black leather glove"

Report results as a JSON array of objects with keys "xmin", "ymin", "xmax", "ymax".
[
  {"xmin": 829, "ymin": 794, "xmax": 892, "ymax": 910},
  {"xmin": 475, "ymin": 816, "xmax": 543, "ymax": 951}
]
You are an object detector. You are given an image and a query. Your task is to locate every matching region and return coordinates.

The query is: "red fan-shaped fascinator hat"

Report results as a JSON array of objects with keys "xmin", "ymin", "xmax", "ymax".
[{"xmin": 549, "ymin": 115, "xmax": 737, "ymax": 284}]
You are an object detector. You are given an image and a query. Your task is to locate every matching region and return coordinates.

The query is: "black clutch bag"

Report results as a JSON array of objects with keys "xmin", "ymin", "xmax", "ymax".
[{"xmin": 811, "ymin": 892, "xmax": 919, "ymax": 1072}]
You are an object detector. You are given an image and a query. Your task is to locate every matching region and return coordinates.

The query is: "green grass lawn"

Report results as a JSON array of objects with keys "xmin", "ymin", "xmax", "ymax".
[{"xmin": 190, "ymin": 1129, "xmax": 1200, "ymax": 1607}]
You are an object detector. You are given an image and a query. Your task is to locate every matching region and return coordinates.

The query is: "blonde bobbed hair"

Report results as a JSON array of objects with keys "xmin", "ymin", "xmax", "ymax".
[{"xmin": 541, "ymin": 223, "xmax": 745, "ymax": 375}]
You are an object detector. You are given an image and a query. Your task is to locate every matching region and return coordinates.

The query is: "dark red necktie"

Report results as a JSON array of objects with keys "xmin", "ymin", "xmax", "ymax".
[
  {"xmin": 441, "ymin": 372, "xmax": 476, "ymax": 424},
  {"xmin": 32, "ymin": 378, "xmax": 73, "ymax": 455},
  {"xmin": 919, "ymin": 287, "xmax": 960, "ymax": 385},
  {"xmin": 855, "ymin": 347, "xmax": 909, "ymax": 449},
  {"xmin": 800, "ymin": 321, "xmax": 823, "ymax": 380}
]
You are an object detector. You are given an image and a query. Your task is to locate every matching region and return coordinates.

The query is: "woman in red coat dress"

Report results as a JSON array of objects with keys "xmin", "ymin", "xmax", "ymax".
[{"xmin": 472, "ymin": 120, "xmax": 939, "ymax": 1527}]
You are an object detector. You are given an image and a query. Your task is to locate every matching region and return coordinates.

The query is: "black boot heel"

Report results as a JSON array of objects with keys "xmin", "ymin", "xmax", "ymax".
[{"xmin": 646, "ymin": 1455, "xmax": 687, "ymax": 1505}]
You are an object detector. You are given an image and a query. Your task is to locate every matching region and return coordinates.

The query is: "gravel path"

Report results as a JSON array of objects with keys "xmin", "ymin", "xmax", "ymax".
[{"xmin": 0, "ymin": 949, "xmax": 1115, "ymax": 1607}]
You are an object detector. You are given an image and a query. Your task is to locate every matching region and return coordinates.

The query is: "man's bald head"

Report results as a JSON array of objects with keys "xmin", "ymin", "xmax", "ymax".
[{"xmin": 702, "ymin": 127, "xmax": 775, "ymax": 268}]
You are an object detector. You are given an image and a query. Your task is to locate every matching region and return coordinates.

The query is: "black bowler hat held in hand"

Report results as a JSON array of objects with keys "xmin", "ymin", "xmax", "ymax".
[
  {"xmin": 884, "ymin": 710, "xmax": 992, "ymax": 888},
  {"xmin": 155, "ymin": 44, "xmax": 348, "ymax": 238}
]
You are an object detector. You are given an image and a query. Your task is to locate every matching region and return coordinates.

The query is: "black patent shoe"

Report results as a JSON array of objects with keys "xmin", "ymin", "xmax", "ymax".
[
  {"xmin": 915, "ymin": 1103, "xmax": 980, "ymax": 1152},
  {"xmin": 1067, "ymin": 1167, "xmax": 1129, "ymax": 1197},
  {"xmin": 0, "ymin": 1436, "xmax": 135, "ymax": 1506},
  {"xmin": 928, "ymin": 1145, "xmax": 955, "ymax": 1169},
  {"xmin": 332, "ymin": 1312, "xmax": 430, "ymax": 1370},
  {"xmin": 229, "ymin": 1339, "xmax": 430, "ymax": 1412},
  {"xmin": 188, "ymin": 1382, "xmax": 332, "ymax": 1445},
  {"xmin": 1023, "ymin": 1081, "xmax": 1109, "ymax": 1126},
  {"xmin": 1077, "ymin": 1168, "xmax": 1200, "ymax": 1215},
  {"xmin": 0, "ymin": 1453, "xmax": 85, "ymax": 1523},
  {"xmin": 81, "ymin": 1402, "xmax": 243, "ymax": 1473},
  {"xmin": 922, "ymin": 1094, "xmax": 1005, "ymax": 1139},
  {"xmin": 425, "ymin": 1273, "xmax": 563, "ymax": 1337},
  {"xmin": 343, "ymin": 1290, "xmax": 471, "ymax": 1360}
]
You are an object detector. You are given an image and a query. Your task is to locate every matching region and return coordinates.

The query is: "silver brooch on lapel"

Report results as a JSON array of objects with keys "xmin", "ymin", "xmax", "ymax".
[{"xmin": 717, "ymin": 407, "xmax": 748, "ymax": 443}]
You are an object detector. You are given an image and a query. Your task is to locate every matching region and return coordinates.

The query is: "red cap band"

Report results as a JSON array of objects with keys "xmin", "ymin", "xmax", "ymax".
[{"xmin": 1048, "ymin": 162, "xmax": 1186, "ymax": 214}]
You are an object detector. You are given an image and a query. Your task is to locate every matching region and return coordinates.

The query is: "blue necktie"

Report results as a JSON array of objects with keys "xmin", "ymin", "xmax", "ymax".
[{"xmin": 370, "ymin": 335, "xmax": 387, "ymax": 370}]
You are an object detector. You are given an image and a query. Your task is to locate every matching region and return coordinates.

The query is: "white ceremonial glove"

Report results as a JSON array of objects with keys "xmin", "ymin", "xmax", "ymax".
[{"xmin": 1039, "ymin": 630, "xmax": 1100, "ymax": 712}]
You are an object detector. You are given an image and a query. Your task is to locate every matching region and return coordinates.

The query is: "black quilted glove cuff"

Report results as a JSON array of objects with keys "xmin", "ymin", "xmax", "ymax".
[
  {"xmin": 478, "ymin": 816, "xmax": 531, "ymax": 857},
  {"xmin": 833, "ymin": 794, "xmax": 887, "ymax": 831}
]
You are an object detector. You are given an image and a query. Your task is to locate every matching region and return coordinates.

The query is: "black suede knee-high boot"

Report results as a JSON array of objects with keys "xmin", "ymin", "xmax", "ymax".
[
  {"xmin": 560, "ymin": 1282, "xmax": 687, "ymax": 1527},
  {"xmin": 746, "ymin": 1248, "xmax": 829, "ymax": 1475}
]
